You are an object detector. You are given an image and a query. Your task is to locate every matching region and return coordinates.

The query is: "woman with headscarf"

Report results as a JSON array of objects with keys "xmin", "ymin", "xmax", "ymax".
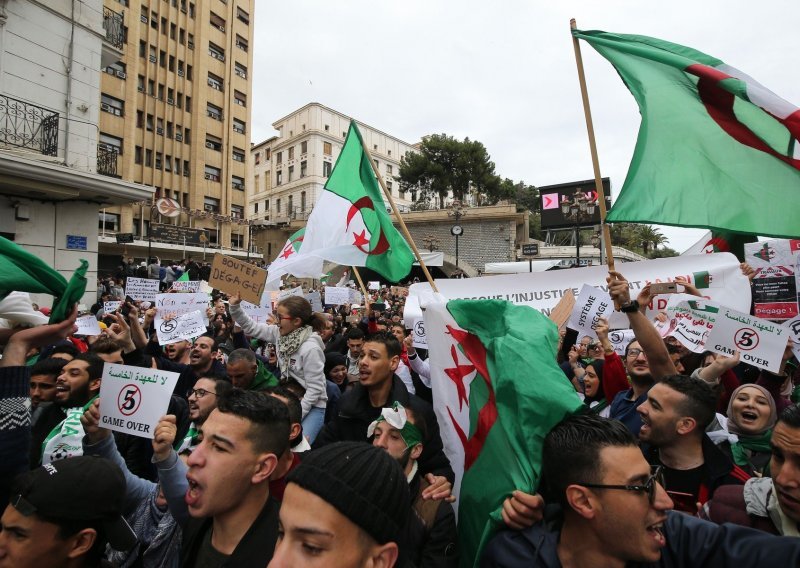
[
  {"xmin": 580, "ymin": 359, "xmax": 611, "ymax": 417},
  {"xmin": 708, "ymin": 384, "xmax": 777, "ymax": 476}
]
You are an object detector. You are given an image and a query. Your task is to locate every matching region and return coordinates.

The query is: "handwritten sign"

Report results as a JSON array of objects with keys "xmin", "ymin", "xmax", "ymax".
[
  {"xmin": 368, "ymin": 281, "xmax": 381, "ymax": 291},
  {"xmin": 325, "ymin": 286, "xmax": 352, "ymax": 306},
  {"xmin": 99, "ymin": 363, "xmax": 179, "ymax": 438},
  {"xmin": 706, "ymin": 306, "xmax": 788, "ymax": 373},
  {"xmin": 350, "ymin": 289, "xmax": 363, "ymax": 305},
  {"xmin": 784, "ymin": 315, "xmax": 800, "ymax": 361},
  {"xmin": 608, "ymin": 328, "xmax": 636, "ymax": 356},
  {"xmin": 75, "ymin": 315, "xmax": 102, "ymax": 336},
  {"xmin": 240, "ymin": 300, "xmax": 272, "ymax": 325},
  {"xmin": 208, "ymin": 254, "xmax": 267, "ymax": 305},
  {"xmin": 306, "ymin": 291, "xmax": 323, "ymax": 312},
  {"xmin": 278, "ymin": 286, "xmax": 304, "ymax": 301},
  {"xmin": 567, "ymin": 285, "xmax": 613, "ymax": 338},
  {"xmin": 125, "ymin": 277, "xmax": 159, "ymax": 302},
  {"xmin": 663, "ymin": 294, "xmax": 719, "ymax": 353},
  {"xmin": 155, "ymin": 310, "xmax": 208, "ymax": 345},
  {"xmin": 103, "ymin": 301, "xmax": 122, "ymax": 314},
  {"xmin": 170, "ymin": 280, "xmax": 202, "ymax": 293},
  {"xmin": 155, "ymin": 293, "xmax": 209, "ymax": 324}
]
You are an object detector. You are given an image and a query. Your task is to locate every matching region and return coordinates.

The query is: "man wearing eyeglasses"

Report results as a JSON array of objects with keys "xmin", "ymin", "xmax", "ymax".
[
  {"xmin": 481, "ymin": 414, "xmax": 800, "ymax": 567},
  {"xmin": 176, "ymin": 375, "xmax": 232, "ymax": 453}
]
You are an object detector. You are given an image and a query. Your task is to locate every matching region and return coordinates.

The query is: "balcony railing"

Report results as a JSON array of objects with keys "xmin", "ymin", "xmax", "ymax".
[
  {"xmin": 97, "ymin": 145, "xmax": 119, "ymax": 177},
  {"xmin": 0, "ymin": 95, "xmax": 59, "ymax": 156},
  {"xmin": 103, "ymin": 7, "xmax": 125, "ymax": 50}
]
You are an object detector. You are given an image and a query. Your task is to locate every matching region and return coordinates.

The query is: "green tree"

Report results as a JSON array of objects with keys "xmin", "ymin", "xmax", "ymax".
[{"xmin": 398, "ymin": 134, "xmax": 501, "ymax": 206}]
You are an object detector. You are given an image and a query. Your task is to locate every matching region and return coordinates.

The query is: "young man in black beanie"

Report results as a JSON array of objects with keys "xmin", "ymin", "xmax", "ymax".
[{"xmin": 269, "ymin": 441, "xmax": 409, "ymax": 568}]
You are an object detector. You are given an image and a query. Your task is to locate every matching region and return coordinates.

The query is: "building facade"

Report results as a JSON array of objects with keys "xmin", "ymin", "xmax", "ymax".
[
  {"xmin": 0, "ymin": 0, "xmax": 153, "ymax": 307},
  {"xmin": 97, "ymin": 0, "xmax": 255, "ymax": 268},
  {"xmin": 249, "ymin": 102, "xmax": 418, "ymax": 261}
]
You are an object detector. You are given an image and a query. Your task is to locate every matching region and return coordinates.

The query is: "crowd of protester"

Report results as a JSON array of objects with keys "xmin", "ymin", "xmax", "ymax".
[{"xmin": 1, "ymin": 255, "xmax": 800, "ymax": 567}]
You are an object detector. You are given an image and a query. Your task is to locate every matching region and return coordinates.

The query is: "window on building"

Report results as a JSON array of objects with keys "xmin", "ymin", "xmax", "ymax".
[
  {"xmin": 99, "ymin": 133, "xmax": 123, "ymax": 155},
  {"xmin": 232, "ymin": 119, "xmax": 245, "ymax": 134},
  {"xmin": 185, "ymin": 96, "xmax": 191, "ymax": 112},
  {"xmin": 205, "ymin": 135, "xmax": 222, "ymax": 151},
  {"xmin": 386, "ymin": 164, "xmax": 393, "ymax": 175},
  {"xmin": 231, "ymin": 233, "xmax": 243, "ymax": 248},
  {"xmin": 204, "ymin": 166, "xmax": 221, "ymax": 182},
  {"xmin": 175, "ymin": 159, "xmax": 181, "ymax": 175},
  {"xmin": 300, "ymin": 160, "xmax": 307, "ymax": 178},
  {"xmin": 137, "ymin": 74, "xmax": 144, "ymax": 92},
  {"xmin": 147, "ymin": 79, "xmax": 155, "ymax": 95},
  {"xmin": 159, "ymin": 50, "xmax": 166, "ymax": 67},
  {"xmin": 255, "ymin": 152, "xmax": 261, "ymax": 165},
  {"xmin": 136, "ymin": 110, "xmax": 143, "ymax": 128},
  {"xmin": 235, "ymin": 34, "xmax": 248, "ymax": 52},
  {"xmin": 184, "ymin": 128, "xmax": 191, "ymax": 144},
  {"xmin": 150, "ymin": 10, "xmax": 158, "ymax": 29},
  {"xmin": 98, "ymin": 212, "xmax": 120, "ymax": 232},
  {"xmin": 177, "ymin": 61, "xmax": 184, "ymax": 77},
  {"xmin": 170, "ymin": 22, "xmax": 176, "ymax": 39},
  {"xmin": 388, "ymin": 149, "xmax": 392, "ymax": 156},
  {"xmin": 146, "ymin": 114, "xmax": 153, "ymax": 131},
  {"xmin": 206, "ymin": 102, "xmax": 223, "ymax": 121},
  {"xmin": 160, "ymin": 16, "xmax": 167, "ymax": 34},
  {"xmin": 155, "ymin": 152, "xmax": 162, "ymax": 169},
  {"xmin": 157, "ymin": 84, "xmax": 164, "ymax": 100},
  {"xmin": 189, "ymin": 2, "xmax": 195, "ymax": 18},
  {"xmin": 323, "ymin": 142, "xmax": 332, "ymax": 156},
  {"xmin": 254, "ymin": 202, "xmax": 259, "ymax": 213},
  {"xmin": 207, "ymin": 72, "xmax": 223, "ymax": 91},
  {"xmin": 135, "ymin": 146, "xmax": 143, "ymax": 164},
  {"xmin": 234, "ymin": 62, "xmax": 247, "ymax": 79},
  {"xmin": 209, "ymin": 11, "xmax": 225, "ymax": 31},
  {"xmin": 176, "ymin": 93, "xmax": 183, "ymax": 108},
  {"xmin": 236, "ymin": 7, "xmax": 249, "ymax": 24},
  {"xmin": 145, "ymin": 149, "xmax": 153, "ymax": 167},
  {"xmin": 100, "ymin": 94, "xmax": 124, "ymax": 117},
  {"xmin": 204, "ymin": 196, "xmax": 220, "ymax": 213},
  {"xmin": 165, "ymin": 155, "xmax": 172, "ymax": 172},
  {"xmin": 231, "ymin": 204, "xmax": 244, "ymax": 219},
  {"xmin": 186, "ymin": 65, "xmax": 193, "ymax": 81},
  {"xmin": 167, "ymin": 88, "xmax": 174, "ymax": 105},
  {"xmin": 232, "ymin": 148, "xmax": 245, "ymax": 162},
  {"xmin": 187, "ymin": 32, "xmax": 194, "ymax": 49},
  {"xmin": 233, "ymin": 90, "xmax": 246, "ymax": 107},
  {"xmin": 323, "ymin": 161, "xmax": 332, "ymax": 177},
  {"xmin": 288, "ymin": 165, "xmax": 294, "ymax": 182},
  {"xmin": 288, "ymin": 195, "xmax": 293, "ymax": 214},
  {"xmin": 156, "ymin": 118, "xmax": 164, "ymax": 135},
  {"xmin": 208, "ymin": 41, "xmax": 225, "ymax": 61},
  {"xmin": 183, "ymin": 160, "xmax": 190, "ymax": 176},
  {"xmin": 276, "ymin": 198, "xmax": 281, "ymax": 214},
  {"xmin": 254, "ymin": 173, "xmax": 260, "ymax": 192},
  {"xmin": 232, "ymin": 176, "xmax": 244, "ymax": 191},
  {"xmin": 168, "ymin": 55, "xmax": 175, "ymax": 72},
  {"xmin": 300, "ymin": 140, "xmax": 307, "ymax": 154},
  {"xmin": 265, "ymin": 148, "xmax": 271, "ymax": 160},
  {"xmin": 276, "ymin": 152, "xmax": 282, "ymax": 164},
  {"xmin": 139, "ymin": 40, "xmax": 146, "ymax": 57},
  {"xmin": 276, "ymin": 170, "xmax": 282, "ymax": 186},
  {"xmin": 105, "ymin": 61, "xmax": 127, "ymax": 78},
  {"xmin": 387, "ymin": 181, "xmax": 393, "ymax": 194},
  {"xmin": 301, "ymin": 191, "xmax": 307, "ymax": 211},
  {"xmin": 288, "ymin": 146, "xmax": 294, "ymax": 160}
]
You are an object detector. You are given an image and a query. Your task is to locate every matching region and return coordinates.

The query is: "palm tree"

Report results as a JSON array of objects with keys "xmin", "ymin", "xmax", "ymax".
[{"xmin": 636, "ymin": 225, "xmax": 668, "ymax": 255}]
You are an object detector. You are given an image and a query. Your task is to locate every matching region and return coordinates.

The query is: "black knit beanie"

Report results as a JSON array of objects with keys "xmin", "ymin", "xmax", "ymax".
[
  {"xmin": 324, "ymin": 352, "xmax": 347, "ymax": 377},
  {"xmin": 287, "ymin": 441, "xmax": 410, "ymax": 544}
]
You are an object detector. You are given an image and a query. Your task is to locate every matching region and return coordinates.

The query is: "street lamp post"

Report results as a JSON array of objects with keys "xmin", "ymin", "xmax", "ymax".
[
  {"xmin": 560, "ymin": 190, "xmax": 597, "ymax": 267},
  {"xmin": 448, "ymin": 200, "xmax": 465, "ymax": 271}
]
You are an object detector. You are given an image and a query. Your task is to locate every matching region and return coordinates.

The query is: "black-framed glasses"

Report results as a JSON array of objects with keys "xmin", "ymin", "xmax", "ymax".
[
  {"xmin": 578, "ymin": 465, "xmax": 665, "ymax": 504},
  {"xmin": 189, "ymin": 388, "xmax": 216, "ymax": 399},
  {"xmin": 626, "ymin": 348, "xmax": 647, "ymax": 358}
]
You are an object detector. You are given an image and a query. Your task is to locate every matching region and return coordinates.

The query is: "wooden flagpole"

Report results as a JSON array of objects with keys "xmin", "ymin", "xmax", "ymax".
[
  {"xmin": 570, "ymin": 18, "xmax": 616, "ymax": 272},
  {"xmin": 354, "ymin": 124, "xmax": 439, "ymax": 293},
  {"xmin": 351, "ymin": 266, "xmax": 372, "ymax": 309}
]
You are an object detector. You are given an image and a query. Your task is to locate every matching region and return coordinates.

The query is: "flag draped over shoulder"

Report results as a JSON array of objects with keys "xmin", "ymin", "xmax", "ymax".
[
  {"xmin": 0, "ymin": 236, "xmax": 88, "ymax": 323},
  {"xmin": 423, "ymin": 299, "xmax": 583, "ymax": 567},
  {"xmin": 573, "ymin": 29, "xmax": 800, "ymax": 238},
  {"xmin": 271, "ymin": 121, "xmax": 414, "ymax": 283}
]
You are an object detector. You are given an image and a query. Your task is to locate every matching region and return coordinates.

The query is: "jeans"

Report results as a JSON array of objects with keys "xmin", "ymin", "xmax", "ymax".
[{"xmin": 302, "ymin": 406, "xmax": 325, "ymax": 444}]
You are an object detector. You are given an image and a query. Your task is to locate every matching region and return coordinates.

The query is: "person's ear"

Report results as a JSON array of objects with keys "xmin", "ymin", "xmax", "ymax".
[
  {"xmin": 565, "ymin": 484, "xmax": 598, "ymax": 520},
  {"xmin": 66, "ymin": 528, "xmax": 97, "ymax": 559},
  {"xmin": 410, "ymin": 443, "xmax": 423, "ymax": 461},
  {"xmin": 253, "ymin": 453, "xmax": 278, "ymax": 483},
  {"xmin": 389, "ymin": 355, "xmax": 400, "ymax": 372},
  {"xmin": 366, "ymin": 541, "xmax": 399, "ymax": 568},
  {"xmin": 676, "ymin": 416, "xmax": 697, "ymax": 436}
]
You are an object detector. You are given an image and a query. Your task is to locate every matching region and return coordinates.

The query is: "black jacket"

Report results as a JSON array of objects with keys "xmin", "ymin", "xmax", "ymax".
[
  {"xmin": 313, "ymin": 375, "xmax": 454, "ymax": 482},
  {"xmin": 480, "ymin": 510, "xmax": 800, "ymax": 567},
  {"xmin": 406, "ymin": 473, "xmax": 459, "ymax": 568},
  {"xmin": 180, "ymin": 496, "xmax": 280, "ymax": 567}
]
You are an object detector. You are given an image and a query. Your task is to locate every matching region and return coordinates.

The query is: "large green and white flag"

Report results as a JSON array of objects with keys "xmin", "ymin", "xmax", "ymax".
[
  {"xmin": 574, "ymin": 29, "xmax": 800, "ymax": 238},
  {"xmin": 269, "ymin": 121, "xmax": 414, "ymax": 284},
  {"xmin": 266, "ymin": 227, "xmax": 326, "ymax": 284},
  {"xmin": 423, "ymin": 299, "xmax": 583, "ymax": 566}
]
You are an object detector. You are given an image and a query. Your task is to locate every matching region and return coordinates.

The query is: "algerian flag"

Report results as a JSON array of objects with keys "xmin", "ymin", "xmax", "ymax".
[
  {"xmin": 296, "ymin": 121, "xmax": 415, "ymax": 283},
  {"xmin": 0, "ymin": 236, "xmax": 88, "ymax": 323},
  {"xmin": 266, "ymin": 227, "xmax": 326, "ymax": 284},
  {"xmin": 177, "ymin": 270, "xmax": 189, "ymax": 282},
  {"xmin": 682, "ymin": 230, "xmax": 758, "ymax": 262},
  {"xmin": 423, "ymin": 299, "xmax": 583, "ymax": 566},
  {"xmin": 574, "ymin": 29, "xmax": 800, "ymax": 238}
]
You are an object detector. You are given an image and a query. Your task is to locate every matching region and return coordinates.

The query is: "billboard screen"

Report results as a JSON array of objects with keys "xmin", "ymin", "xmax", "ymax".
[{"xmin": 539, "ymin": 177, "xmax": 612, "ymax": 230}]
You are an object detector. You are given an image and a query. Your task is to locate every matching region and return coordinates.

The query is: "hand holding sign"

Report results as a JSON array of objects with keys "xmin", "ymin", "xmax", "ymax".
[
  {"xmin": 153, "ymin": 415, "xmax": 178, "ymax": 461},
  {"xmin": 80, "ymin": 399, "xmax": 110, "ymax": 444}
]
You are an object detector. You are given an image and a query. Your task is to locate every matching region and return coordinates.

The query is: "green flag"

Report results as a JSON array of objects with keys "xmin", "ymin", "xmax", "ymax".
[
  {"xmin": 177, "ymin": 270, "xmax": 189, "ymax": 282},
  {"xmin": 424, "ymin": 300, "xmax": 583, "ymax": 566},
  {"xmin": 0, "ymin": 236, "xmax": 87, "ymax": 323},
  {"xmin": 573, "ymin": 29, "xmax": 800, "ymax": 238},
  {"xmin": 294, "ymin": 121, "xmax": 415, "ymax": 282}
]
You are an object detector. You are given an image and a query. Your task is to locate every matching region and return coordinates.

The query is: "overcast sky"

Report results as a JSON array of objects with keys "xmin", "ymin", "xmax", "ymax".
[{"xmin": 251, "ymin": 0, "xmax": 800, "ymax": 252}]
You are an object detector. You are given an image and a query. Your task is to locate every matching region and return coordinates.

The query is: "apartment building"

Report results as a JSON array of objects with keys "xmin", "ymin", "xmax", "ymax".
[
  {"xmin": 249, "ymin": 103, "xmax": 418, "ymax": 261},
  {"xmin": 97, "ymin": 0, "xmax": 255, "ymax": 267},
  {"xmin": 0, "ymin": 0, "xmax": 152, "ymax": 307}
]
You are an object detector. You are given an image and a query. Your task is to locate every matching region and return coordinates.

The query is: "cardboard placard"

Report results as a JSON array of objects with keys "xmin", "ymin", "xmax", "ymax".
[
  {"xmin": 547, "ymin": 289, "xmax": 575, "ymax": 329},
  {"xmin": 125, "ymin": 277, "xmax": 160, "ymax": 302},
  {"xmin": 208, "ymin": 254, "xmax": 267, "ymax": 305},
  {"xmin": 98, "ymin": 363, "xmax": 179, "ymax": 438}
]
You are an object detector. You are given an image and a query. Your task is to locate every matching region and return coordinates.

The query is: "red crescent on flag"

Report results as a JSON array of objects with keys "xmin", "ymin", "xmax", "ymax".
[
  {"xmin": 345, "ymin": 196, "xmax": 390, "ymax": 255},
  {"xmin": 687, "ymin": 64, "xmax": 800, "ymax": 171}
]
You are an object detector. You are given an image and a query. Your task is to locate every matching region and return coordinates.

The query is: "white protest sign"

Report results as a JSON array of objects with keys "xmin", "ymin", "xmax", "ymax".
[
  {"xmin": 412, "ymin": 318, "xmax": 428, "ymax": 349},
  {"xmin": 325, "ymin": 286, "xmax": 352, "ymax": 306},
  {"xmin": 566, "ymin": 284, "xmax": 614, "ymax": 338},
  {"xmin": 368, "ymin": 281, "xmax": 381, "ymax": 291},
  {"xmin": 170, "ymin": 280, "xmax": 201, "ymax": 293},
  {"xmin": 785, "ymin": 315, "xmax": 800, "ymax": 361},
  {"xmin": 306, "ymin": 291, "xmax": 323, "ymax": 312},
  {"xmin": 155, "ymin": 293, "xmax": 209, "ymax": 325},
  {"xmin": 240, "ymin": 300, "xmax": 272, "ymax": 325},
  {"xmin": 103, "ymin": 301, "xmax": 122, "ymax": 314},
  {"xmin": 350, "ymin": 289, "xmax": 363, "ymax": 305},
  {"xmin": 663, "ymin": 294, "xmax": 719, "ymax": 353},
  {"xmin": 155, "ymin": 310, "xmax": 208, "ymax": 345},
  {"xmin": 608, "ymin": 329, "xmax": 636, "ymax": 356},
  {"xmin": 98, "ymin": 363, "xmax": 179, "ymax": 438},
  {"xmin": 75, "ymin": 315, "xmax": 102, "ymax": 336},
  {"xmin": 406, "ymin": 253, "xmax": 750, "ymax": 329},
  {"xmin": 125, "ymin": 277, "xmax": 160, "ymax": 301},
  {"xmin": 278, "ymin": 286, "xmax": 304, "ymax": 301},
  {"xmin": 706, "ymin": 307, "xmax": 789, "ymax": 373}
]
